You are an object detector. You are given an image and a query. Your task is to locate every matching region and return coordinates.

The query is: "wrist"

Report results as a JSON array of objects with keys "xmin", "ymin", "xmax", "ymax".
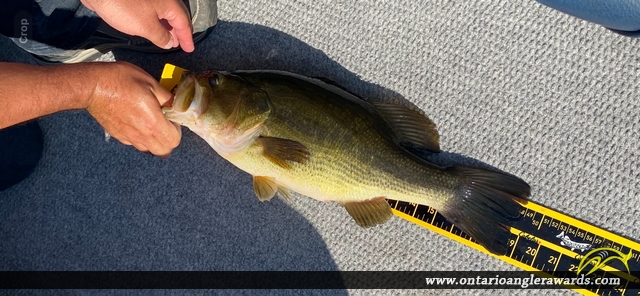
[{"xmin": 50, "ymin": 62, "xmax": 107, "ymax": 110}]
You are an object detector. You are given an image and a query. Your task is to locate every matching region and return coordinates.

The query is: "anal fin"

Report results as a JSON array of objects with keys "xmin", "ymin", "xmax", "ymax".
[
  {"xmin": 340, "ymin": 197, "xmax": 392, "ymax": 228},
  {"xmin": 258, "ymin": 136, "xmax": 310, "ymax": 169}
]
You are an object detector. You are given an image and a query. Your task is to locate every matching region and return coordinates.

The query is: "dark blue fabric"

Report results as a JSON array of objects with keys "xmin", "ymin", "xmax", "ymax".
[
  {"xmin": 0, "ymin": 0, "xmax": 100, "ymax": 52},
  {"xmin": 0, "ymin": 121, "xmax": 43, "ymax": 191},
  {"xmin": 537, "ymin": 0, "xmax": 640, "ymax": 33},
  {"xmin": 0, "ymin": 22, "xmax": 360, "ymax": 293}
]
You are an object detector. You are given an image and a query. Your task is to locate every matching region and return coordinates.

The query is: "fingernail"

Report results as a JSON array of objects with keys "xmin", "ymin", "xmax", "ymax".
[{"xmin": 163, "ymin": 38, "xmax": 174, "ymax": 49}]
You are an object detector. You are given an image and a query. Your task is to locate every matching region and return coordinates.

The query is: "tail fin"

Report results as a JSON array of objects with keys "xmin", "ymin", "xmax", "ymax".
[{"xmin": 439, "ymin": 167, "xmax": 531, "ymax": 255}]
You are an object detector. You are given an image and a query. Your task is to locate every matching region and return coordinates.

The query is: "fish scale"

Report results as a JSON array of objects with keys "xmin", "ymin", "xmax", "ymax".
[
  {"xmin": 160, "ymin": 63, "xmax": 639, "ymax": 295},
  {"xmin": 229, "ymin": 72, "xmax": 458, "ymax": 205},
  {"xmin": 161, "ymin": 64, "xmax": 530, "ymax": 256}
]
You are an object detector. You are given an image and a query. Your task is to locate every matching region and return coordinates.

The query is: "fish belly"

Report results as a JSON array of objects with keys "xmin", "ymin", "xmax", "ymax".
[{"xmin": 225, "ymin": 125, "xmax": 457, "ymax": 209}]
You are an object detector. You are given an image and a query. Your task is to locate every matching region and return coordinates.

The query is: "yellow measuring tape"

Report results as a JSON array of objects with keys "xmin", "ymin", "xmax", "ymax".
[
  {"xmin": 389, "ymin": 200, "xmax": 639, "ymax": 295},
  {"xmin": 159, "ymin": 63, "xmax": 639, "ymax": 295}
]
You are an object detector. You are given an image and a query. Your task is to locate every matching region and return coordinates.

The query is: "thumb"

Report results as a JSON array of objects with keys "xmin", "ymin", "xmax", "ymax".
[{"xmin": 142, "ymin": 20, "xmax": 176, "ymax": 49}]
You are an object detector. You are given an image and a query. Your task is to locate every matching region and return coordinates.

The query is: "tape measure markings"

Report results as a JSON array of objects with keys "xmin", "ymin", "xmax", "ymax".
[
  {"xmin": 525, "ymin": 202, "xmax": 640, "ymax": 253},
  {"xmin": 393, "ymin": 204, "xmax": 599, "ymax": 296},
  {"xmin": 507, "ymin": 226, "xmax": 637, "ymax": 285},
  {"xmin": 516, "ymin": 205, "xmax": 640, "ymax": 277},
  {"xmin": 158, "ymin": 63, "xmax": 638, "ymax": 296},
  {"xmin": 389, "ymin": 199, "xmax": 639, "ymax": 296}
]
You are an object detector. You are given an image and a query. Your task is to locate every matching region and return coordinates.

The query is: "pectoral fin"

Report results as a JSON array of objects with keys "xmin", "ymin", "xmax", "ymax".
[
  {"xmin": 257, "ymin": 136, "xmax": 310, "ymax": 169},
  {"xmin": 372, "ymin": 102, "xmax": 440, "ymax": 152},
  {"xmin": 340, "ymin": 197, "xmax": 392, "ymax": 228},
  {"xmin": 253, "ymin": 176, "xmax": 278, "ymax": 201}
]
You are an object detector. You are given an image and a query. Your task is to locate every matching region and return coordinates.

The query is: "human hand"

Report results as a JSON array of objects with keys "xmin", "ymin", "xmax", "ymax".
[
  {"xmin": 86, "ymin": 62, "xmax": 181, "ymax": 157},
  {"xmin": 81, "ymin": 0, "xmax": 195, "ymax": 52}
]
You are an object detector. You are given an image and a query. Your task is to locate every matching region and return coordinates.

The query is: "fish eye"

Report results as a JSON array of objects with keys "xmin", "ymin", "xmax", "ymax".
[{"xmin": 209, "ymin": 76, "xmax": 219, "ymax": 87}]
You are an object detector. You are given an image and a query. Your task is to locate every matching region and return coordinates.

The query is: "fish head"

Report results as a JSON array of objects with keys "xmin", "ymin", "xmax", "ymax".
[
  {"xmin": 163, "ymin": 70, "xmax": 272, "ymax": 155},
  {"xmin": 163, "ymin": 71, "xmax": 225, "ymax": 125}
]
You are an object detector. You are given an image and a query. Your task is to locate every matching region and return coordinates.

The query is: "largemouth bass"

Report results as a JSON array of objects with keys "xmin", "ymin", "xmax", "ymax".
[{"xmin": 163, "ymin": 70, "xmax": 530, "ymax": 255}]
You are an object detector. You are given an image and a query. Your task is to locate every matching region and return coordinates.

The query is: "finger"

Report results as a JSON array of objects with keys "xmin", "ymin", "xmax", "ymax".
[
  {"xmin": 171, "ymin": 122, "xmax": 182, "ymax": 133},
  {"xmin": 130, "ymin": 118, "xmax": 174, "ymax": 156},
  {"xmin": 152, "ymin": 84, "xmax": 174, "ymax": 106},
  {"xmin": 142, "ymin": 17, "xmax": 174, "ymax": 49},
  {"xmin": 143, "ymin": 84, "xmax": 181, "ymax": 151},
  {"xmin": 160, "ymin": 19, "xmax": 179, "ymax": 49},
  {"xmin": 153, "ymin": 117, "xmax": 182, "ymax": 149},
  {"xmin": 169, "ymin": 30, "xmax": 178, "ymax": 48},
  {"xmin": 132, "ymin": 142, "xmax": 150, "ymax": 153},
  {"xmin": 143, "ymin": 135, "xmax": 174, "ymax": 158},
  {"xmin": 163, "ymin": 0, "xmax": 194, "ymax": 52},
  {"xmin": 172, "ymin": 23, "xmax": 194, "ymax": 52},
  {"xmin": 171, "ymin": 122, "xmax": 182, "ymax": 141},
  {"xmin": 162, "ymin": 94, "xmax": 175, "ymax": 108}
]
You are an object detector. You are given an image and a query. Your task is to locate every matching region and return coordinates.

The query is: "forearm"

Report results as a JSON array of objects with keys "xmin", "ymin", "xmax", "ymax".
[{"xmin": 0, "ymin": 62, "xmax": 98, "ymax": 129}]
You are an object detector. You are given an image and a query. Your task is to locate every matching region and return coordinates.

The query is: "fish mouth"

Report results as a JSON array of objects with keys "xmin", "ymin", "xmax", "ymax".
[
  {"xmin": 172, "ymin": 72, "xmax": 197, "ymax": 112},
  {"xmin": 163, "ymin": 72, "xmax": 204, "ymax": 126}
]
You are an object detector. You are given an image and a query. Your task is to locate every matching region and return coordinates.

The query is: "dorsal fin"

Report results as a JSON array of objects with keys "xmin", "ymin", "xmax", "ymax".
[
  {"xmin": 372, "ymin": 102, "xmax": 440, "ymax": 152},
  {"xmin": 312, "ymin": 76, "xmax": 440, "ymax": 152}
]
